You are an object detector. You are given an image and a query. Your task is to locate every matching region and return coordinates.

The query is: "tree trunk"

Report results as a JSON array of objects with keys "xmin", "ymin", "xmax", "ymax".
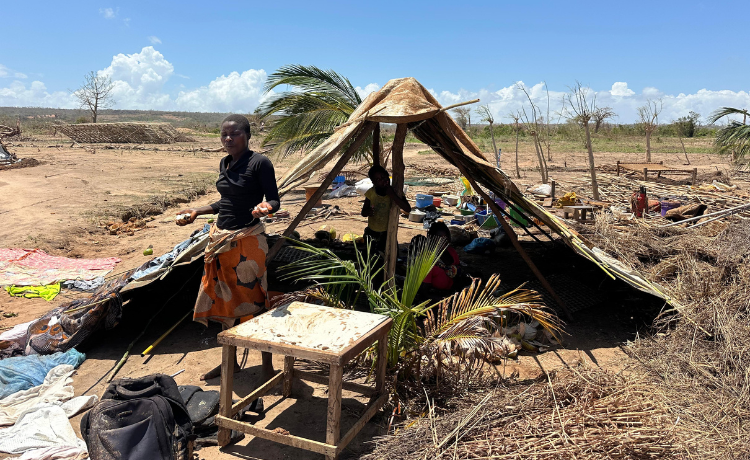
[
  {"xmin": 584, "ymin": 122, "xmax": 600, "ymax": 200},
  {"xmin": 532, "ymin": 134, "xmax": 547, "ymax": 183},
  {"xmin": 645, "ymin": 131, "xmax": 652, "ymax": 162},
  {"xmin": 594, "ymin": 119, "xmax": 602, "ymax": 133},
  {"xmin": 514, "ymin": 129, "xmax": 521, "ymax": 179},
  {"xmin": 678, "ymin": 135, "xmax": 690, "ymax": 165},
  {"xmin": 489, "ymin": 122, "xmax": 498, "ymax": 166}
]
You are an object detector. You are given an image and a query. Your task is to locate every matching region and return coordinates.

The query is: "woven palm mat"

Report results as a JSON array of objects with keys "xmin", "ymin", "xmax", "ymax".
[
  {"xmin": 521, "ymin": 273, "xmax": 607, "ymax": 314},
  {"xmin": 269, "ymin": 245, "xmax": 311, "ymax": 264}
]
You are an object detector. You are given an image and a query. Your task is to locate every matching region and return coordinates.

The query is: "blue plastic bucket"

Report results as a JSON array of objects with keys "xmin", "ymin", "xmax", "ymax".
[
  {"xmin": 660, "ymin": 200, "xmax": 681, "ymax": 216},
  {"xmin": 415, "ymin": 194, "xmax": 434, "ymax": 208},
  {"xmin": 450, "ymin": 219, "xmax": 465, "ymax": 226}
]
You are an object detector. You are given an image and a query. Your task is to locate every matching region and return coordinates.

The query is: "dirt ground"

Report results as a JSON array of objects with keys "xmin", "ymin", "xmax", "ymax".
[{"xmin": 0, "ymin": 133, "xmax": 741, "ymax": 459}]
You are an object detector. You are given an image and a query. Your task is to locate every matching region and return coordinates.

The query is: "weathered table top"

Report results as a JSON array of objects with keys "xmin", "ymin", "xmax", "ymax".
[{"xmin": 218, "ymin": 302, "xmax": 392, "ymax": 364}]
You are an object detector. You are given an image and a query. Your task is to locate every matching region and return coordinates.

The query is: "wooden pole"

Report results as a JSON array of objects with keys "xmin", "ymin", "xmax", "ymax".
[
  {"xmin": 217, "ymin": 344, "xmax": 237, "ymax": 447},
  {"xmin": 384, "ymin": 123, "xmax": 407, "ymax": 285},
  {"xmin": 372, "ymin": 123, "xmax": 381, "ymax": 167},
  {"xmin": 430, "ymin": 118, "xmax": 575, "ymax": 321},
  {"xmin": 266, "ymin": 122, "xmax": 377, "ymax": 264}
]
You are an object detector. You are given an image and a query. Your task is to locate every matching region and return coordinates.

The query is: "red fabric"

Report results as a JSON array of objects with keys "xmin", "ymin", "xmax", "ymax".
[
  {"xmin": 423, "ymin": 246, "xmax": 459, "ymax": 290},
  {"xmin": 0, "ymin": 248, "xmax": 120, "ymax": 270}
]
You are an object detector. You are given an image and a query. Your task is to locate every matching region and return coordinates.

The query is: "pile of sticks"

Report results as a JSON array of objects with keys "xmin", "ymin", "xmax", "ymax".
[
  {"xmin": 365, "ymin": 366, "xmax": 687, "ymax": 459},
  {"xmin": 564, "ymin": 172, "xmax": 750, "ymax": 219}
]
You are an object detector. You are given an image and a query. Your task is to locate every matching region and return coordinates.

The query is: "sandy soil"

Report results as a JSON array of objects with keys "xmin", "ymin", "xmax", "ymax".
[{"xmin": 0, "ymin": 134, "xmax": 741, "ymax": 459}]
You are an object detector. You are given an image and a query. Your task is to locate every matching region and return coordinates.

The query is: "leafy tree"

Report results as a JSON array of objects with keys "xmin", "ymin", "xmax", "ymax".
[
  {"xmin": 453, "ymin": 107, "xmax": 470, "ymax": 130},
  {"xmin": 592, "ymin": 107, "xmax": 616, "ymax": 133},
  {"xmin": 72, "ymin": 71, "xmax": 114, "ymax": 123},
  {"xmin": 256, "ymin": 65, "xmax": 374, "ymax": 160},
  {"xmin": 675, "ymin": 111, "xmax": 701, "ymax": 138},
  {"xmin": 708, "ymin": 107, "xmax": 750, "ymax": 163}
]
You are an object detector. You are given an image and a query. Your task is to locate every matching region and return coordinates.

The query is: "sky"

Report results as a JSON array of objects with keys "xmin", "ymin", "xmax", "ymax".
[{"xmin": 1, "ymin": 0, "xmax": 748, "ymax": 123}]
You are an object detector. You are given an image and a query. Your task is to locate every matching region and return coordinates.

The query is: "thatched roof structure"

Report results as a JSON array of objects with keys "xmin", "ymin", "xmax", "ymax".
[
  {"xmin": 58, "ymin": 122, "xmax": 194, "ymax": 144},
  {"xmin": 271, "ymin": 78, "xmax": 677, "ymax": 317}
]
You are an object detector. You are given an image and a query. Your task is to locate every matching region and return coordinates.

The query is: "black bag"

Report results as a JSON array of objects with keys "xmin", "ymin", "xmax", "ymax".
[{"xmin": 81, "ymin": 374, "xmax": 193, "ymax": 460}]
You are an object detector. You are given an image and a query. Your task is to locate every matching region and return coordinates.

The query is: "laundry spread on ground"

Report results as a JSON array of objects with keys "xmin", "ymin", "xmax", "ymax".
[
  {"xmin": 0, "ymin": 349, "xmax": 86, "ymax": 399},
  {"xmin": 0, "ymin": 249, "xmax": 120, "ymax": 287},
  {"xmin": 0, "ymin": 364, "xmax": 97, "ymax": 426},
  {"xmin": 5, "ymin": 283, "xmax": 61, "ymax": 301},
  {"xmin": 0, "ymin": 404, "xmax": 88, "ymax": 456}
]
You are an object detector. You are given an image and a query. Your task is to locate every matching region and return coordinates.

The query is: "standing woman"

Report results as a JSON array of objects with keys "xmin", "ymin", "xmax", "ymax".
[{"xmin": 177, "ymin": 114, "xmax": 279, "ymax": 381}]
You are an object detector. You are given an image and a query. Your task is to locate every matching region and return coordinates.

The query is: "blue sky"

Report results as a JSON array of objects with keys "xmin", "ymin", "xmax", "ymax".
[{"xmin": 1, "ymin": 0, "xmax": 748, "ymax": 122}]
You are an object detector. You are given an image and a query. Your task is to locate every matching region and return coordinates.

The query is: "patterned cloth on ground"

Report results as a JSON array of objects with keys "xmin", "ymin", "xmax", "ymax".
[
  {"xmin": 194, "ymin": 224, "xmax": 269, "ymax": 328},
  {"xmin": 0, "ymin": 249, "xmax": 120, "ymax": 286},
  {"xmin": 25, "ymin": 274, "xmax": 130, "ymax": 356},
  {"xmin": 5, "ymin": 283, "xmax": 61, "ymax": 301},
  {"xmin": 0, "ymin": 349, "xmax": 86, "ymax": 399}
]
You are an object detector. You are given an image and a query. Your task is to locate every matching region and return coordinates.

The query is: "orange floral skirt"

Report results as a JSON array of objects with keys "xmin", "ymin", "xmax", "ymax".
[{"xmin": 193, "ymin": 232, "xmax": 268, "ymax": 328}]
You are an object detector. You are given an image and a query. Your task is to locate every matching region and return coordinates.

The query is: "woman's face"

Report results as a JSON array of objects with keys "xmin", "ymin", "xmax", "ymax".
[{"xmin": 221, "ymin": 121, "xmax": 248, "ymax": 156}]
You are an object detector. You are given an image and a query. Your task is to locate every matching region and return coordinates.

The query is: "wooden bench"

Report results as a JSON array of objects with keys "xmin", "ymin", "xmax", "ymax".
[
  {"xmin": 616, "ymin": 161, "xmax": 698, "ymax": 184},
  {"xmin": 215, "ymin": 301, "xmax": 392, "ymax": 460},
  {"xmin": 563, "ymin": 205, "xmax": 596, "ymax": 221}
]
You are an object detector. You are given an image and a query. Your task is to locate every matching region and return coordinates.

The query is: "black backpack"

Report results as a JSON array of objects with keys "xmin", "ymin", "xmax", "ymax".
[{"xmin": 81, "ymin": 374, "xmax": 193, "ymax": 460}]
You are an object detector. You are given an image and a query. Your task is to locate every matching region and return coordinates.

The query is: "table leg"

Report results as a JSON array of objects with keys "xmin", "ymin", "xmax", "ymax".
[
  {"xmin": 375, "ymin": 333, "xmax": 388, "ymax": 395},
  {"xmin": 283, "ymin": 356, "xmax": 295, "ymax": 398},
  {"xmin": 218, "ymin": 345, "xmax": 236, "ymax": 447},
  {"xmin": 581, "ymin": 209, "xmax": 587, "ymax": 221},
  {"xmin": 573, "ymin": 209, "xmax": 580, "ymax": 221},
  {"xmin": 326, "ymin": 363, "xmax": 343, "ymax": 460}
]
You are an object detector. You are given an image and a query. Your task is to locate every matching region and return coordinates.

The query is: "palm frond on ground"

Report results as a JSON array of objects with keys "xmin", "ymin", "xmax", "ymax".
[
  {"xmin": 421, "ymin": 274, "xmax": 564, "ymax": 362},
  {"xmin": 256, "ymin": 64, "xmax": 374, "ymax": 160},
  {"xmin": 708, "ymin": 107, "xmax": 750, "ymax": 162}
]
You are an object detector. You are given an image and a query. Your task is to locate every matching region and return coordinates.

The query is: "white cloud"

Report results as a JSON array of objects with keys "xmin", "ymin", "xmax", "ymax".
[
  {"xmin": 0, "ymin": 80, "xmax": 74, "ymax": 108},
  {"xmin": 147, "ymin": 36, "xmax": 161, "ymax": 45},
  {"xmin": 610, "ymin": 82, "xmax": 635, "ymax": 97},
  {"xmin": 14, "ymin": 72, "xmax": 27, "ymax": 79},
  {"xmin": 97, "ymin": 46, "xmax": 174, "ymax": 109},
  {"xmin": 123, "ymin": 18, "xmax": 131, "ymax": 27},
  {"xmin": 174, "ymin": 69, "xmax": 270, "ymax": 112},
  {"xmin": 431, "ymin": 81, "xmax": 750, "ymax": 124},
  {"xmin": 0, "ymin": 65, "xmax": 8, "ymax": 77},
  {"xmin": 356, "ymin": 83, "xmax": 380, "ymax": 100},
  {"xmin": 99, "ymin": 7, "xmax": 116, "ymax": 19}
]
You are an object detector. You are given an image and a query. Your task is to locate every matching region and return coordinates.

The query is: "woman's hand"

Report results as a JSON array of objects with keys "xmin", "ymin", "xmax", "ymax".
[
  {"xmin": 176, "ymin": 209, "xmax": 198, "ymax": 226},
  {"xmin": 252, "ymin": 202, "xmax": 273, "ymax": 218}
]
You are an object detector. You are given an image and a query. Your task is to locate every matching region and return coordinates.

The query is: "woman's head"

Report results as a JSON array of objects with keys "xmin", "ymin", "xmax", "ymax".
[
  {"xmin": 428, "ymin": 221, "xmax": 451, "ymax": 243},
  {"xmin": 368, "ymin": 165, "xmax": 389, "ymax": 189},
  {"xmin": 221, "ymin": 114, "xmax": 251, "ymax": 156}
]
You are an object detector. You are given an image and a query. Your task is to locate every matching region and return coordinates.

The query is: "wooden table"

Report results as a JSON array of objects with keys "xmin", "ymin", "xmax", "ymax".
[
  {"xmin": 562, "ymin": 205, "xmax": 596, "ymax": 221},
  {"xmin": 215, "ymin": 301, "xmax": 393, "ymax": 460},
  {"xmin": 616, "ymin": 161, "xmax": 698, "ymax": 184}
]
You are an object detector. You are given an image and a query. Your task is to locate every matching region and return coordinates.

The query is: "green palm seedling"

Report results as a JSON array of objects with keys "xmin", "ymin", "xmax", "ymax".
[
  {"xmin": 256, "ymin": 64, "xmax": 375, "ymax": 161},
  {"xmin": 280, "ymin": 237, "xmax": 445, "ymax": 368},
  {"xmin": 708, "ymin": 107, "xmax": 750, "ymax": 163}
]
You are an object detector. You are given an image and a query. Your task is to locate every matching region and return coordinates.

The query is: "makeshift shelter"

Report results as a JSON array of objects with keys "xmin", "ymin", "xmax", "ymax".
[
  {"xmin": 269, "ymin": 77, "xmax": 679, "ymax": 320},
  {"xmin": 57, "ymin": 122, "xmax": 194, "ymax": 144}
]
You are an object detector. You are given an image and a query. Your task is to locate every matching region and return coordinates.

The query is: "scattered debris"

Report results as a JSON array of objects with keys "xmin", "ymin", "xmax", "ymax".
[{"xmin": 57, "ymin": 122, "xmax": 195, "ymax": 144}]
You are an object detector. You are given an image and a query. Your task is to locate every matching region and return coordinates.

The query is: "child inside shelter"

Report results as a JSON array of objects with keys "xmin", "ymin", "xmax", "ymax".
[
  {"xmin": 361, "ymin": 165, "xmax": 411, "ymax": 252},
  {"xmin": 412, "ymin": 222, "xmax": 461, "ymax": 292}
]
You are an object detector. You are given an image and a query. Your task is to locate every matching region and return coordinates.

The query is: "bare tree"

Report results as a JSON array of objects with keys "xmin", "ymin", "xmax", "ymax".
[
  {"xmin": 637, "ymin": 99, "xmax": 663, "ymax": 162},
  {"xmin": 592, "ymin": 107, "xmax": 616, "ymax": 133},
  {"xmin": 72, "ymin": 71, "xmax": 115, "ymax": 123},
  {"xmin": 476, "ymin": 104, "xmax": 498, "ymax": 165},
  {"xmin": 565, "ymin": 82, "xmax": 600, "ymax": 200},
  {"xmin": 453, "ymin": 107, "xmax": 471, "ymax": 130},
  {"xmin": 516, "ymin": 83, "xmax": 548, "ymax": 183},
  {"xmin": 508, "ymin": 111, "xmax": 523, "ymax": 179}
]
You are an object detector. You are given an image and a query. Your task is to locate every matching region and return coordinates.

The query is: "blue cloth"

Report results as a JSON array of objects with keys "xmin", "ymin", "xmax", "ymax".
[
  {"xmin": 0, "ymin": 348, "xmax": 86, "ymax": 399},
  {"xmin": 131, "ymin": 224, "xmax": 210, "ymax": 280},
  {"xmin": 464, "ymin": 238, "xmax": 495, "ymax": 254}
]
